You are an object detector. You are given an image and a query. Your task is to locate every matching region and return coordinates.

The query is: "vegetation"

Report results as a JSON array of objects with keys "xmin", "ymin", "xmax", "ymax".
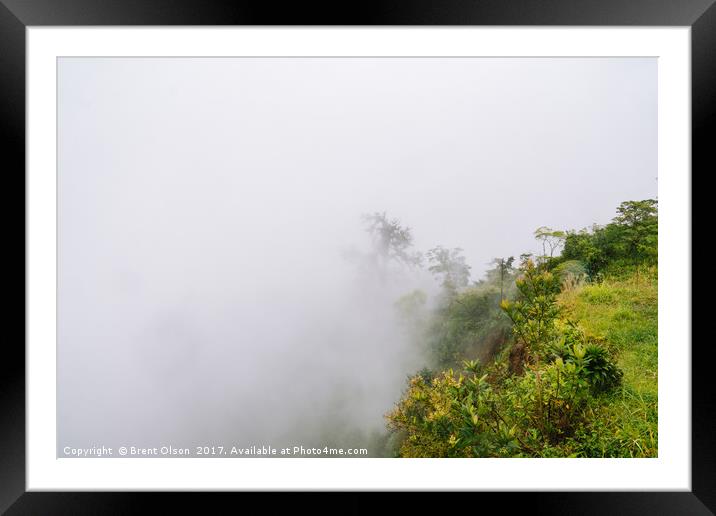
[
  {"xmin": 384, "ymin": 199, "xmax": 658, "ymax": 458},
  {"xmin": 426, "ymin": 246, "xmax": 471, "ymax": 295},
  {"xmin": 362, "ymin": 212, "xmax": 423, "ymax": 273},
  {"xmin": 561, "ymin": 199, "xmax": 657, "ymax": 279}
]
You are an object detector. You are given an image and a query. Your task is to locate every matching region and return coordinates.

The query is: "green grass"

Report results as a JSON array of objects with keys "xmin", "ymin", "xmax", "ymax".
[{"xmin": 559, "ymin": 269, "xmax": 658, "ymax": 457}]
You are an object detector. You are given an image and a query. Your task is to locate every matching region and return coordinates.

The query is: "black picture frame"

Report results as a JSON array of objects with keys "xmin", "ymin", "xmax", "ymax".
[{"xmin": 2, "ymin": 1, "xmax": 710, "ymax": 513}]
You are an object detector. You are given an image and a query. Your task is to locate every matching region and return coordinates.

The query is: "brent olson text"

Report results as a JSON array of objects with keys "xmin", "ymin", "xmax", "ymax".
[{"xmin": 62, "ymin": 445, "xmax": 369, "ymax": 457}]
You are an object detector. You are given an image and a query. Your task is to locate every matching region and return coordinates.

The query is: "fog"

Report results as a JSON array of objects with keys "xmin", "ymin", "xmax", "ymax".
[{"xmin": 57, "ymin": 57, "xmax": 656, "ymax": 455}]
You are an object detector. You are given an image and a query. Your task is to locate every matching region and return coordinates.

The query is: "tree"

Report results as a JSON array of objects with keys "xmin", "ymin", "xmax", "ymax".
[
  {"xmin": 491, "ymin": 256, "xmax": 515, "ymax": 302},
  {"xmin": 426, "ymin": 246, "xmax": 471, "ymax": 295},
  {"xmin": 534, "ymin": 226, "xmax": 566, "ymax": 263},
  {"xmin": 562, "ymin": 227, "xmax": 607, "ymax": 278},
  {"xmin": 361, "ymin": 212, "xmax": 423, "ymax": 282},
  {"xmin": 500, "ymin": 259, "xmax": 562, "ymax": 362},
  {"xmin": 611, "ymin": 199, "xmax": 658, "ymax": 277}
]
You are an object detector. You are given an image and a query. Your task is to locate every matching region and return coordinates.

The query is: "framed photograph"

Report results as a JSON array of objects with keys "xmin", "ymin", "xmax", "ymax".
[{"xmin": 3, "ymin": 0, "xmax": 711, "ymax": 512}]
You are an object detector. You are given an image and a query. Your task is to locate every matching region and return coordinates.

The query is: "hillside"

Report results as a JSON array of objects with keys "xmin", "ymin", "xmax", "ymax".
[
  {"xmin": 384, "ymin": 199, "xmax": 658, "ymax": 458},
  {"xmin": 558, "ymin": 269, "xmax": 657, "ymax": 457}
]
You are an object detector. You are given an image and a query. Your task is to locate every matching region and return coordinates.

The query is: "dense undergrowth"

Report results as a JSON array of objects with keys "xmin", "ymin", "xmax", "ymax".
[{"xmin": 384, "ymin": 199, "xmax": 658, "ymax": 457}]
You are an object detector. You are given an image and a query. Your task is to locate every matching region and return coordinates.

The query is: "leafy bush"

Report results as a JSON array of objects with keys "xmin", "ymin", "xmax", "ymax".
[
  {"xmin": 387, "ymin": 354, "xmax": 600, "ymax": 456},
  {"xmin": 549, "ymin": 322, "xmax": 623, "ymax": 394},
  {"xmin": 500, "ymin": 260, "xmax": 562, "ymax": 359},
  {"xmin": 581, "ymin": 344, "xmax": 623, "ymax": 393}
]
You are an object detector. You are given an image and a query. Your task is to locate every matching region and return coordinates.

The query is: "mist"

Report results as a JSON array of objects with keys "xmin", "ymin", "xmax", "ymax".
[{"xmin": 57, "ymin": 57, "xmax": 656, "ymax": 455}]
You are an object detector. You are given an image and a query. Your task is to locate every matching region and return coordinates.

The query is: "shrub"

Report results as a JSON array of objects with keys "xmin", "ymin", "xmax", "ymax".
[
  {"xmin": 500, "ymin": 260, "xmax": 562, "ymax": 359},
  {"xmin": 548, "ymin": 322, "xmax": 622, "ymax": 394},
  {"xmin": 581, "ymin": 345, "xmax": 623, "ymax": 393}
]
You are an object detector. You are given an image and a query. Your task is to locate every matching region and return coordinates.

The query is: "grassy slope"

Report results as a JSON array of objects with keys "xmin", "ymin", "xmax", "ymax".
[{"xmin": 558, "ymin": 268, "xmax": 658, "ymax": 457}]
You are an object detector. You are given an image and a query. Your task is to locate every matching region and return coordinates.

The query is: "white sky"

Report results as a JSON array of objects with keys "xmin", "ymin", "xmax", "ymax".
[{"xmin": 57, "ymin": 57, "xmax": 656, "ymax": 453}]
